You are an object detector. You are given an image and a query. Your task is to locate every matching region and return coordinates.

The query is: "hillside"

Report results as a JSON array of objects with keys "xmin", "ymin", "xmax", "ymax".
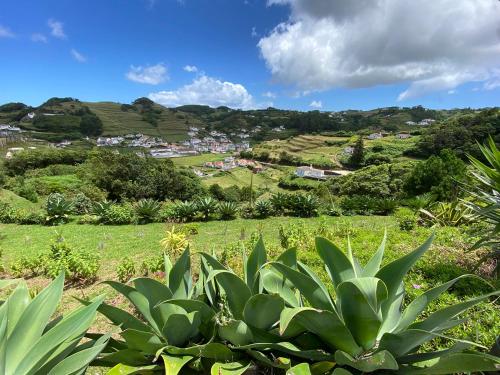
[{"xmin": 0, "ymin": 98, "xmax": 496, "ymax": 144}]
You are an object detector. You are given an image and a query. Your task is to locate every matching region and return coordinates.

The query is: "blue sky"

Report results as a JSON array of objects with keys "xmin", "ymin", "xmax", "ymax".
[{"xmin": 1, "ymin": 0, "xmax": 499, "ymax": 111}]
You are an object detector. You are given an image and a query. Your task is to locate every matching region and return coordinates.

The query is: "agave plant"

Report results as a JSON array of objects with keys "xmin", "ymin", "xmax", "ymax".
[
  {"xmin": 419, "ymin": 201, "xmax": 473, "ymax": 227},
  {"xmin": 465, "ymin": 136, "xmax": 500, "ymax": 276},
  {"xmin": 289, "ymin": 194, "xmax": 320, "ymax": 218},
  {"xmin": 170, "ymin": 201, "xmax": 198, "ymax": 222},
  {"xmin": 134, "ymin": 198, "xmax": 162, "ymax": 224},
  {"xmin": 270, "ymin": 192, "xmax": 291, "ymax": 215},
  {"xmin": 254, "ymin": 199, "xmax": 274, "ymax": 219},
  {"xmin": 45, "ymin": 193, "xmax": 74, "ymax": 225},
  {"xmin": 0, "ymin": 273, "xmax": 108, "ymax": 375},
  {"xmin": 269, "ymin": 233, "xmax": 500, "ymax": 373},
  {"xmin": 92, "ymin": 200, "xmax": 114, "ymax": 217},
  {"xmin": 196, "ymin": 196, "xmax": 218, "ymax": 221},
  {"xmin": 218, "ymin": 201, "xmax": 239, "ymax": 220},
  {"xmin": 87, "ymin": 249, "xmax": 239, "ymax": 374}
]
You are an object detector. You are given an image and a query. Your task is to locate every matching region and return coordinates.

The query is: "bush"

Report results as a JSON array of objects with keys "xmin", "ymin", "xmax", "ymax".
[
  {"xmin": 101, "ymin": 204, "xmax": 135, "ymax": 225},
  {"xmin": 0, "ymin": 202, "xmax": 16, "ymax": 223},
  {"xmin": 195, "ymin": 196, "xmax": 218, "ymax": 220},
  {"xmin": 325, "ymin": 203, "xmax": 343, "ymax": 217},
  {"xmin": 217, "ymin": 201, "xmax": 239, "ymax": 220},
  {"xmin": 72, "ymin": 193, "xmax": 94, "ymax": 215},
  {"xmin": 254, "ymin": 200, "xmax": 274, "ymax": 219},
  {"xmin": 14, "ymin": 182, "xmax": 39, "ymax": 203},
  {"xmin": 134, "ymin": 199, "xmax": 161, "ymax": 224},
  {"xmin": 140, "ymin": 253, "xmax": 164, "ymax": 276},
  {"xmin": 77, "ymin": 214, "xmax": 100, "ymax": 225},
  {"xmin": 169, "ymin": 201, "xmax": 198, "ymax": 222},
  {"xmin": 394, "ymin": 207, "xmax": 417, "ymax": 231},
  {"xmin": 288, "ymin": 194, "xmax": 320, "ymax": 217},
  {"xmin": 116, "ymin": 257, "xmax": 136, "ymax": 282},
  {"xmin": 12, "ymin": 209, "xmax": 45, "ymax": 225},
  {"xmin": 46, "ymin": 193, "xmax": 73, "ymax": 225}
]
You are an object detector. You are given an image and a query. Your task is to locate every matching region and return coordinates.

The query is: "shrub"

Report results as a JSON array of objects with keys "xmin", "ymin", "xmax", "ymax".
[
  {"xmin": 14, "ymin": 182, "xmax": 39, "ymax": 202},
  {"xmin": 419, "ymin": 201, "xmax": 473, "ymax": 227},
  {"xmin": 77, "ymin": 214, "xmax": 100, "ymax": 225},
  {"xmin": 254, "ymin": 200, "xmax": 274, "ymax": 218},
  {"xmin": 72, "ymin": 192, "xmax": 94, "ymax": 214},
  {"xmin": 91, "ymin": 200, "xmax": 113, "ymax": 217},
  {"xmin": 0, "ymin": 274, "xmax": 108, "ymax": 374},
  {"xmin": 13, "ymin": 209, "xmax": 45, "ymax": 225},
  {"xmin": 169, "ymin": 201, "xmax": 198, "ymax": 222},
  {"xmin": 0, "ymin": 202, "xmax": 16, "ymax": 223},
  {"xmin": 134, "ymin": 198, "xmax": 161, "ymax": 224},
  {"xmin": 139, "ymin": 253, "xmax": 165, "ymax": 276},
  {"xmin": 116, "ymin": 257, "xmax": 136, "ymax": 282},
  {"xmin": 394, "ymin": 207, "xmax": 417, "ymax": 231},
  {"xmin": 325, "ymin": 203, "xmax": 343, "ymax": 217},
  {"xmin": 101, "ymin": 204, "xmax": 135, "ymax": 225},
  {"xmin": 45, "ymin": 193, "xmax": 73, "ymax": 225},
  {"xmin": 196, "ymin": 196, "xmax": 218, "ymax": 220},
  {"xmin": 270, "ymin": 192, "xmax": 290, "ymax": 215},
  {"xmin": 217, "ymin": 201, "xmax": 239, "ymax": 220},
  {"xmin": 288, "ymin": 193, "xmax": 320, "ymax": 217},
  {"xmin": 159, "ymin": 226, "xmax": 188, "ymax": 257}
]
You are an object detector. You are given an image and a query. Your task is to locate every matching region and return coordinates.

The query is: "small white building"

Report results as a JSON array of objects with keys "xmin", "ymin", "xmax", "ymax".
[
  {"xmin": 367, "ymin": 133, "xmax": 383, "ymax": 140},
  {"xmin": 295, "ymin": 166, "xmax": 325, "ymax": 179},
  {"xmin": 397, "ymin": 133, "xmax": 412, "ymax": 139}
]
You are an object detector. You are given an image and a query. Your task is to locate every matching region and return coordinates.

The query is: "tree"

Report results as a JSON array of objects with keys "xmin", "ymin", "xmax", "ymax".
[
  {"xmin": 349, "ymin": 136, "xmax": 365, "ymax": 167},
  {"xmin": 80, "ymin": 114, "xmax": 103, "ymax": 136}
]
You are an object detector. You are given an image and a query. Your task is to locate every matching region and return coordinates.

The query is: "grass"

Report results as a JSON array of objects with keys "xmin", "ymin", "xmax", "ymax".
[
  {"xmin": 172, "ymin": 153, "xmax": 226, "ymax": 167},
  {"xmin": 0, "ymin": 189, "xmax": 39, "ymax": 209}
]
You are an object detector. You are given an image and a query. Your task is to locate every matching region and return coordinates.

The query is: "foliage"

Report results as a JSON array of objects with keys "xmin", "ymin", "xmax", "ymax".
[
  {"xmin": 269, "ymin": 233, "xmax": 500, "ymax": 373},
  {"xmin": 160, "ymin": 226, "xmax": 188, "ymax": 257},
  {"xmin": 79, "ymin": 150, "xmax": 204, "ymax": 201},
  {"xmin": 134, "ymin": 199, "xmax": 162, "ymax": 224},
  {"xmin": 339, "ymin": 195, "xmax": 399, "ymax": 216},
  {"xmin": 348, "ymin": 136, "xmax": 365, "ymax": 167},
  {"xmin": 419, "ymin": 201, "xmax": 473, "ymax": 227},
  {"xmin": 196, "ymin": 196, "xmax": 218, "ymax": 220},
  {"xmin": 45, "ymin": 193, "xmax": 73, "ymax": 225},
  {"xmin": 329, "ymin": 162, "xmax": 414, "ymax": 198},
  {"xmin": 218, "ymin": 201, "xmax": 239, "ymax": 220},
  {"xmin": 79, "ymin": 112, "xmax": 103, "ymax": 136},
  {"xmin": 404, "ymin": 149, "xmax": 468, "ymax": 201},
  {"xmin": 100, "ymin": 204, "xmax": 136, "ymax": 225},
  {"xmin": 325, "ymin": 203, "xmax": 343, "ymax": 217},
  {"xmin": 0, "ymin": 273, "xmax": 108, "ymax": 375},
  {"xmin": 288, "ymin": 193, "xmax": 320, "ymax": 217},
  {"xmin": 116, "ymin": 257, "xmax": 136, "ymax": 283},
  {"xmin": 169, "ymin": 201, "xmax": 199, "ymax": 222},
  {"xmin": 13, "ymin": 182, "xmax": 38, "ymax": 203},
  {"xmin": 394, "ymin": 207, "xmax": 417, "ymax": 231},
  {"xmin": 72, "ymin": 192, "xmax": 94, "ymax": 215},
  {"xmin": 464, "ymin": 136, "xmax": 500, "ymax": 276},
  {"xmin": 254, "ymin": 200, "xmax": 275, "ymax": 219},
  {"xmin": 278, "ymin": 174, "xmax": 321, "ymax": 191}
]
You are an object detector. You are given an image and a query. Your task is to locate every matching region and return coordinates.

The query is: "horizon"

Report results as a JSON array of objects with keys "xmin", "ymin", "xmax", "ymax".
[{"xmin": 1, "ymin": 0, "xmax": 500, "ymax": 111}]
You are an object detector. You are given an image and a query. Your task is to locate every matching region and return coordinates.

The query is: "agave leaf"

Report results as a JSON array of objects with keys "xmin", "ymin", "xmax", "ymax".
[
  {"xmin": 133, "ymin": 278, "xmax": 173, "ymax": 308},
  {"xmin": 234, "ymin": 342, "xmax": 335, "ymax": 361},
  {"xmin": 409, "ymin": 290, "xmax": 500, "ymax": 332},
  {"xmin": 395, "ymin": 274, "xmax": 485, "ymax": 332},
  {"xmin": 13, "ymin": 295, "xmax": 104, "ymax": 375},
  {"xmin": 315, "ymin": 237, "xmax": 355, "ymax": 288},
  {"xmin": 218, "ymin": 320, "xmax": 253, "ymax": 346},
  {"xmin": 261, "ymin": 269, "xmax": 300, "ymax": 308},
  {"xmin": 164, "ymin": 311, "xmax": 201, "ymax": 347},
  {"xmin": 397, "ymin": 341, "xmax": 471, "ymax": 364},
  {"xmin": 310, "ymin": 361, "xmax": 336, "ymax": 375},
  {"xmin": 103, "ymin": 281, "xmax": 162, "ymax": 335},
  {"xmin": 269, "ymin": 262, "xmax": 334, "ymax": 311},
  {"xmin": 169, "ymin": 247, "xmax": 192, "ymax": 299},
  {"xmin": 98, "ymin": 349, "xmax": 151, "ymax": 366},
  {"xmin": 400, "ymin": 352, "xmax": 500, "ymax": 374},
  {"xmin": 245, "ymin": 236, "xmax": 267, "ymax": 292},
  {"xmin": 162, "ymin": 354, "xmax": 194, "ymax": 375},
  {"xmin": 164, "ymin": 299, "xmax": 215, "ymax": 324},
  {"xmin": 155, "ymin": 303, "xmax": 187, "ymax": 334},
  {"xmin": 286, "ymin": 363, "xmax": 311, "ymax": 375},
  {"xmin": 335, "ymin": 349, "xmax": 399, "ymax": 371},
  {"xmin": 207, "ymin": 270, "xmax": 251, "ymax": 320},
  {"xmin": 362, "ymin": 230, "xmax": 386, "ymax": 277},
  {"xmin": 379, "ymin": 329, "xmax": 446, "ymax": 358},
  {"xmin": 163, "ymin": 342, "xmax": 236, "ymax": 361},
  {"xmin": 0, "ymin": 310, "xmax": 7, "ymax": 374},
  {"xmin": 246, "ymin": 350, "xmax": 291, "ymax": 369},
  {"xmin": 332, "ymin": 369, "xmax": 353, "ymax": 375},
  {"xmin": 277, "ymin": 247, "xmax": 298, "ymax": 269},
  {"xmin": 164, "ymin": 253, "xmax": 173, "ymax": 286},
  {"xmin": 243, "ymin": 294, "xmax": 284, "ymax": 330},
  {"xmin": 0, "ymin": 279, "xmax": 19, "ymax": 290},
  {"xmin": 5, "ymin": 281, "xmax": 31, "ymax": 337},
  {"xmin": 376, "ymin": 233, "xmax": 434, "ymax": 317},
  {"xmin": 211, "ymin": 360, "xmax": 250, "ymax": 375},
  {"xmin": 297, "ymin": 261, "xmax": 333, "ymax": 309},
  {"xmin": 106, "ymin": 363, "xmax": 161, "ymax": 375},
  {"xmin": 120, "ymin": 329, "xmax": 164, "ymax": 354},
  {"xmin": 337, "ymin": 277, "xmax": 388, "ymax": 350},
  {"xmin": 5, "ymin": 272, "xmax": 64, "ymax": 375},
  {"xmin": 280, "ymin": 307, "xmax": 362, "ymax": 356},
  {"xmin": 46, "ymin": 333, "xmax": 110, "ymax": 375}
]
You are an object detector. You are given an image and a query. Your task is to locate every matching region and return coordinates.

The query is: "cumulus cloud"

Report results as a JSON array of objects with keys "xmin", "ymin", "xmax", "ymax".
[
  {"xmin": 71, "ymin": 49, "xmax": 87, "ymax": 63},
  {"xmin": 309, "ymin": 100, "xmax": 322, "ymax": 108},
  {"xmin": 0, "ymin": 25, "xmax": 14, "ymax": 38},
  {"xmin": 126, "ymin": 63, "xmax": 168, "ymax": 85},
  {"xmin": 48, "ymin": 19, "xmax": 66, "ymax": 39},
  {"xmin": 149, "ymin": 74, "xmax": 255, "ymax": 109},
  {"xmin": 260, "ymin": 0, "xmax": 500, "ymax": 100},
  {"xmin": 31, "ymin": 33, "xmax": 48, "ymax": 43},
  {"xmin": 183, "ymin": 65, "xmax": 198, "ymax": 73}
]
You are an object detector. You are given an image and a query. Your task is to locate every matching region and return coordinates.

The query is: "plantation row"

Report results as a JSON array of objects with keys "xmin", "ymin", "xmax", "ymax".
[{"xmin": 2, "ymin": 232, "xmax": 499, "ymax": 374}]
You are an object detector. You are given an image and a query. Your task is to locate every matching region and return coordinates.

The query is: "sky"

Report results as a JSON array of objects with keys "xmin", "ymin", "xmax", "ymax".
[{"xmin": 0, "ymin": 0, "xmax": 499, "ymax": 111}]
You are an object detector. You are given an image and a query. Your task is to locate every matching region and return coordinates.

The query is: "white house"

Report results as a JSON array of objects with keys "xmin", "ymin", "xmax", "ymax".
[
  {"xmin": 367, "ymin": 133, "xmax": 383, "ymax": 140},
  {"xmin": 295, "ymin": 166, "xmax": 325, "ymax": 179},
  {"xmin": 397, "ymin": 133, "xmax": 411, "ymax": 139}
]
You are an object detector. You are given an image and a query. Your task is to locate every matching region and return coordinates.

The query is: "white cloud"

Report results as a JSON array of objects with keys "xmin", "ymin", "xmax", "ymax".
[
  {"xmin": 309, "ymin": 100, "xmax": 322, "ymax": 108},
  {"xmin": 0, "ymin": 25, "xmax": 14, "ymax": 38},
  {"xmin": 149, "ymin": 74, "xmax": 255, "ymax": 109},
  {"xmin": 262, "ymin": 91, "xmax": 277, "ymax": 98},
  {"xmin": 183, "ymin": 65, "xmax": 198, "ymax": 73},
  {"xmin": 126, "ymin": 63, "xmax": 168, "ymax": 85},
  {"xmin": 71, "ymin": 49, "xmax": 87, "ymax": 63},
  {"xmin": 260, "ymin": 0, "xmax": 500, "ymax": 100},
  {"xmin": 251, "ymin": 26, "xmax": 258, "ymax": 38},
  {"xmin": 484, "ymin": 79, "xmax": 500, "ymax": 91},
  {"xmin": 31, "ymin": 33, "xmax": 48, "ymax": 43},
  {"xmin": 48, "ymin": 19, "xmax": 66, "ymax": 39}
]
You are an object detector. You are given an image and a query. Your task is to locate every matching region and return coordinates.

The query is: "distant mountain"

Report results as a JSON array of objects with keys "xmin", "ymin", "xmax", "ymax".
[{"xmin": 0, "ymin": 97, "xmax": 495, "ymax": 143}]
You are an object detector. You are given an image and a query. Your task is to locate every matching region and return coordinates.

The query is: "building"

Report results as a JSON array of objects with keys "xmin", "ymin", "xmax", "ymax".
[
  {"xmin": 367, "ymin": 133, "xmax": 383, "ymax": 140},
  {"xmin": 397, "ymin": 133, "xmax": 411, "ymax": 139},
  {"xmin": 295, "ymin": 166, "xmax": 326, "ymax": 179}
]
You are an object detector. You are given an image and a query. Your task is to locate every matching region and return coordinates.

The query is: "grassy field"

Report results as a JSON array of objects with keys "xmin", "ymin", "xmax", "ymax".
[
  {"xmin": 0, "ymin": 189, "xmax": 39, "ymax": 209},
  {"xmin": 254, "ymin": 134, "xmax": 419, "ymax": 166},
  {"xmin": 85, "ymin": 102, "xmax": 204, "ymax": 141}
]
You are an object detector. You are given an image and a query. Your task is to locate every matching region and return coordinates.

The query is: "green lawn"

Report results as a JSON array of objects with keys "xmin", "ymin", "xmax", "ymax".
[{"xmin": 0, "ymin": 189, "xmax": 39, "ymax": 209}]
